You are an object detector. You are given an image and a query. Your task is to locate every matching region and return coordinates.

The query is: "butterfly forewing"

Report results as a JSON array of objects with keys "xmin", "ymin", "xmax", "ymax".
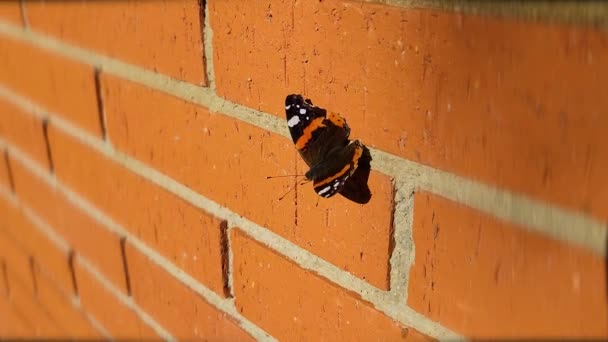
[{"xmin": 285, "ymin": 94, "xmax": 350, "ymax": 167}]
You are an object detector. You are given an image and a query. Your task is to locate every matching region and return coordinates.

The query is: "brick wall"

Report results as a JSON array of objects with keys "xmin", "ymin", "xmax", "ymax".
[{"xmin": 0, "ymin": 1, "xmax": 606, "ymax": 340}]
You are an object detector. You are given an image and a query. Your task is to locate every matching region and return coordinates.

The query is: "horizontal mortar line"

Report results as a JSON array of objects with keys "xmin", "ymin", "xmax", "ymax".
[
  {"xmin": 374, "ymin": 149, "xmax": 608, "ymax": 256},
  {"xmin": 10, "ymin": 190, "xmax": 175, "ymax": 341},
  {"xmin": 0, "ymin": 139, "xmax": 275, "ymax": 342},
  {"xmin": 0, "ymin": 22, "xmax": 603, "ymax": 256},
  {"xmin": 76, "ymin": 255, "xmax": 176, "ymax": 342},
  {"xmin": 359, "ymin": 0, "xmax": 608, "ymax": 27},
  {"xmin": 51, "ymin": 106, "xmax": 461, "ymax": 340},
  {"xmin": 0, "ymin": 99, "xmax": 461, "ymax": 340},
  {"xmin": 69, "ymin": 298, "xmax": 114, "ymax": 341},
  {"xmin": 0, "ymin": 191, "xmax": 113, "ymax": 340}
]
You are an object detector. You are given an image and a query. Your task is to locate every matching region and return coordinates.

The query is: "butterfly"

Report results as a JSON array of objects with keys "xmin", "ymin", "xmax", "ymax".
[{"xmin": 284, "ymin": 94, "xmax": 372, "ymax": 204}]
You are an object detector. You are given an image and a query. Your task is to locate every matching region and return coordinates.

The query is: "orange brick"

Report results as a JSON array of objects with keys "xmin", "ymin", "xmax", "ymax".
[
  {"xmin": 125, "ymin": 242, "xmax": 255, "ymax": 341},
  {"xmin": 0, "ymin": 260, "xmax": 7, "ymax": 296},
  {"xmin": 408, "ymin": 192, "xmax": 608, "ymax": 339},
  {"xmin": 231, "ymin": 228, "xmax": 432, "ymax": 341},
  {"xmin": 0, "ymin": 36, "xmax": 101, "ymax": 136},
  {"xmin": 0, "ymin": 232, "xmax": 35, "ymax": 297},
  {"xmin": 0, "ymin": 299, "xmax": 33, "ymax": 338},
  {"xmin": 34, "ymin": 265, "xmax": 101, "ymax": 339},
  {"xmin": 25, "ymin": 0, "xmax": 206, "ymax": 85},
  {"xmin": 0, "ymin": 260, "xmax": 64, "ymax": 338},
  {"xmin": 0, "ymin": 2, "xmax": 23, "ymax": 26},
  {"xmin": 210, "ymin": 1, "xmax": 608, "ymax": 220},
  {"xmin": 10, "ymin": 155, "xmax": 128, "ymax": 293},
  {"xmin": 73, "ymin": 259, "xmax": 159, "ymax": 340},
  {"xmin": 0, "ymin": 99, "xmax": 50, "ymax": 169},
  {"xmin": 7, "ymin": 275, "xmax": 63, "ymax": 338},
  {"xmin": 47, "ymin": 124, "xmax": 228, "ymax": 297},
  {"xmin": 0, "ymin": 150, "xmax": 11, "ymax": 191},
  {"xmin": 0, "ymin": 196, "xmax": 74, "ymax": 294},
  {"xmin": 102, "ymin": 73, "xmax": 394, "ymax": 289}
]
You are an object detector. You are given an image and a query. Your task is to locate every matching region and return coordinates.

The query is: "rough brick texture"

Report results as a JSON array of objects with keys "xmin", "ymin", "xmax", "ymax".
[
  {"xmin": 0, "ymin": 150, "xmax": 11, "ymax": 191},
  {"xmin": 231, "ymin": 228, "xmax": 432, "ymax": 341},
  {"xmin": 0, "ymin": 2, "xmax": 22, "ymax": 26},
  {"xmin": 0, "ymin": 99, "xmax": 49, "ymax": 169},
  {"xmin": 101, "ymin": 73, "xmax": 394, "ymax": 289},
  {"xmin": 0, "ymin": 196, "xmax": 74, "ymax": 295},
  {"xmin": 210, "ymin": 0, "xmax": 608, "ymax": 221},
  {"xmin": 0, "ymin": 36, "xmax": 100, "ymax": 136},
  {"xmin": 47, "ymin": 124, "xmax": 228, "ymax": 297},
  {"xmin": 34, "ymin": 266, "xmax": 101, "ymax": 339},
  {"xmin": 408, "ymin": 192, "xmax": 608, "ymax": 338},
  {"xmin": 9, "ymin": 156, "xmax": 128, "ymax": 293},
  {"xmin": 0, "ymin": 231, "xmax": 35, "ymax": 297},
  {"xmin": 24, "ymin": 0, "xmax": 207, "ymax": 85},
  {"xmin": 73, "ymin": 258, "xmax": 159, "ymax": 340},
  {"xmin": 125, "ymin": 242, "xmax": 255, "ymax": 341},
  {"xmin": 0, "ymin": 1, "xmax": 606, "ymax": 340},
  {"xmin": 4, "ymin": 278, "xmax": 64, "ymax": 338}
]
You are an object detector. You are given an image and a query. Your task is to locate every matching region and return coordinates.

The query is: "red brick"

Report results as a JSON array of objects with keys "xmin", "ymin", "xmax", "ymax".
[
  {"xmin": 0, "ymin": 299, "xmax": 32, "ymax": 338},
  {"xmin": 0, "ymin": 196, "xmax": 74, "ymax": 294},
  {"xmin": 125, "ymin": 242, "xmax": 255, "ymax": 341},
  {"xmin": 0, "ymin": 2, "xmax": 23, "ymax": 26},
  {"xmin": 10, "ymin": 155, "xmax": 128, "ymax": 293},
  {"xmin": 210, "ymin": 0, "xmax": 608, "ymax": 220},
  {"xmin": 25, "ymin": 0, "xmax": 206, "ymax": 85},
  {"xmin": 0, "ymin": 260, "xmax": 7, "ymax": 296},
  {"xmin": 6, "ymin": 274, "xmax": 63, "ymax": 338},
  {"xmin": 102, "ymin": 73, "xmax": 394, "ymax": 289},
  {"xmin": 34, "ymin": 265, "xmax": 101, "ymax": 339},
  {"xmin": 0, "ymin": 36, "xmax": 100, "ymax": 136},
  {"xmin": 231, "ymin": 228, "xmax": 432, "ymax": 341},
  {"xmin": 0, "ymin": 231, "xmax": 35, "ymax": 297},
  {"xmin": 47, "ymin": 124, "xmax": 228, "ymax": 297},
  {"xmin": 0, "ymin": 99, "xmax": 49, "ymax": 168},
  {"xmin": 408, "ymin": 192, "xmax": 608, "ymax": 338},
  {"xmin": 0, "ymin": 150, "xmax": 12, "ymax": 191},
  {"xmin": 73, "ymin": 258, "xmax": 159, "ymax": 340}
]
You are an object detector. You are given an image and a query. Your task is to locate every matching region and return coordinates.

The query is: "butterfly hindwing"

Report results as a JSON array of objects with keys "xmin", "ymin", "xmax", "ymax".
[
  {"xmin": 308, "ymin": 140, "xmax": 366, "ymax": 199},
  {"xmin": 338, "ymin": 144, "xmax": 371, "ymax": 204}
]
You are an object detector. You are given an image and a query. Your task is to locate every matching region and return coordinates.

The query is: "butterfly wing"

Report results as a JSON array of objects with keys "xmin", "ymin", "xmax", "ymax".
[
  {"xmin": 338, "ymin": 144, "xmax": 372, "ymax": 204},
  {"xmin": 285, "ymin": 94, "xmax": 372, "ymax": 204},
  {"xmin": 308, "ymin": 140, "xmax": 367, "ymax": 199},
  {"xmin": 285, "ymin": 94, "xmax": 350, "ymax": 167}
]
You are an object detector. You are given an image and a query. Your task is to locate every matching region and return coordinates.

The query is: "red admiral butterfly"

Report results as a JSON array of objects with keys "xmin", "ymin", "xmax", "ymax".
[{"xmin": 285, "ymin": 94, "xmax": 372, "ymax": 204}]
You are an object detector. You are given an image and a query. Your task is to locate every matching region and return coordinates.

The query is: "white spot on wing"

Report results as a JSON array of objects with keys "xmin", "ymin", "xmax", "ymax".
[
  {"xmin": 318, "ymin": 186, "xmax": 331, "ymax": 195},
  {"xmin": 285, "ymin": 105, "xmax": 291, "ymax": 110},
  {"xmin": 287, "ymin": 116, "xmax": 300, "ymax": 127},
  {"xmin": 299, "ymin": 108, "xmax": 306, "ymax": 115}
]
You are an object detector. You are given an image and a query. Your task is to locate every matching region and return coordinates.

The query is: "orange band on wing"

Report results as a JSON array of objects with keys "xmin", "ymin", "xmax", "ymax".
[
  {"xmin": 327, "ymin": 112, "xmax": 346, "ymax": 127},
  {"xmin": 313, "ymin": 145, "xmax": 363, "ymax": 188},
  {"xmin": 295, "ymin": 117, "xmax": 326, "ymax": 150}
]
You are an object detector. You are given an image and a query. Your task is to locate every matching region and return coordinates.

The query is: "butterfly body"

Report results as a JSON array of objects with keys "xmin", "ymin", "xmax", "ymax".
[{"xmin": 285, "ymin": 94, "xmax": 372, "ymax": 204}]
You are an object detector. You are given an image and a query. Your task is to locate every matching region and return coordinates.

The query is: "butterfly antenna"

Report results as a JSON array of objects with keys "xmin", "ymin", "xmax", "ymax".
[
  {"xmin": 278, "ymin": 182, "xmax": 298, "ymax": 201},
  {"xmin": 277, "ymin": 177, "xmax": 311, "ymax": 201}
]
